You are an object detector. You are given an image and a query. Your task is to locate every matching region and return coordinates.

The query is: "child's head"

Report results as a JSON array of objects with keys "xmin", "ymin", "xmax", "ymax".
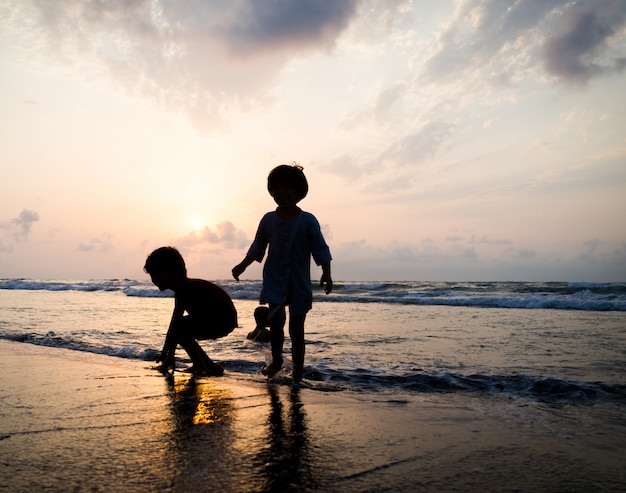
[
  {"xmin": 267, "ymin": 163, "xmax": 308, "ymax": 202},
  {"xmin": 144, "ymin": 246, "xmax": 187, "ymax": 277}
]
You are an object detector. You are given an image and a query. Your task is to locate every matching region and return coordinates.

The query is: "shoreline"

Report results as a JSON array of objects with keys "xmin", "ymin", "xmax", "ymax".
[{"xmin": 1, "ymin": 339, "xmax": 625, "ymax": 492}]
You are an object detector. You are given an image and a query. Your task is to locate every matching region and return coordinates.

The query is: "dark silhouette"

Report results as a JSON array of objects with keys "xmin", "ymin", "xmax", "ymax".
[
  {"xmin": 246, "ymin": 306, "xmax": 272, "ymax": 343},
  {"xmin": 232, "ymin": 164, "xmax": 332, "ymax": 383},
  {"xmin": 164, "ymin": 375, "xmax": 238, "ymax": 491},
  {"xmin": 145, "ymin": 246, "xmax": 237, "ymax": 376},
  {"xmin": 254, "ymin": 385, "xmax": 316, "ymax": 491}
]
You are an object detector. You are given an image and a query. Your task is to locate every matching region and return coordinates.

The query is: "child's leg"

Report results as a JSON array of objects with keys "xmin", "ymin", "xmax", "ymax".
[
  {"xmin": 177, "ymin": 318, "xmax": 224, "ymax": 376},
  {"xmin": 262, "ymin": 304, "xmax": 285, "ymax": 377},
  {"xmin": 179, "ymin": 336, "xmax": 224, "ymax": 376},
  {"xmin": 247, "ymin": 306, "xmax": 271, "ymax": 342},
  {"xmin": 289, "ymin": 314, "xmax": 306, "ymax": 383}
]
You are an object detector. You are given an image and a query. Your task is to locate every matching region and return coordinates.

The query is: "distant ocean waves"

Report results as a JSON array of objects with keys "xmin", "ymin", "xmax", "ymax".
[
  {"xmin": 2, "ymin": 279, "xmax": 625, "ymax": 405},
  {"xmin": 2, "ymin": 278, "xmax": 625, "ymax": 311}
]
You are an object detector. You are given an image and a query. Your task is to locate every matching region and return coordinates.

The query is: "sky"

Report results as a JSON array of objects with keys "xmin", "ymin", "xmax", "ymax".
[{"xmin": 1, "ymin": 0, "xmax": 625, "ymax": 282}]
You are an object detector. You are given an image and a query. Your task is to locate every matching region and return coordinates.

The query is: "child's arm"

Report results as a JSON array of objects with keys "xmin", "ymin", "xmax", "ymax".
[
  {"xmin": 320, "ymin": 261, "xmax": 333, "ymax": 294},
  {"xmin": 157, "ymin": 304, "xmax": 183, "ymax": 365},
  {"xmin": 232, "ymin": 255, "xmax": 255, "ymax": 281},
  {"xmin": 233, "ymin": 215, "xmax": 270, "ymax": 281}
]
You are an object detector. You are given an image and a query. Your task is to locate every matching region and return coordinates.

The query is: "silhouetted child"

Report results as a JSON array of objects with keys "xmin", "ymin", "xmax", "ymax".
[
  {"xmin": 144, "ymin": 246, "xmax": 237, "ymax": 376},
  {"xmin": 232, "ymin": 164, "xmax": 332, "ymax": 383}
]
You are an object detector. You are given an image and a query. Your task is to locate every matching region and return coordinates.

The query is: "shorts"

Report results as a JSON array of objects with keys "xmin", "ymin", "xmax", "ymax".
[{"xmin": 178, "ymin": 316, "xmax": 235, "ymax": 341}]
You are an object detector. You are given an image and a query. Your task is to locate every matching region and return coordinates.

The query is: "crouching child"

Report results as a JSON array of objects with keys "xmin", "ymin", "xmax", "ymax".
[{"xmin": 144, "ymin": 246, "xmax": 237, "ymax": 376}]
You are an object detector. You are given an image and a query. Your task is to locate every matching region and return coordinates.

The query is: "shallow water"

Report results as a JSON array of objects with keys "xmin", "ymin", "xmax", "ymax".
[
  {"xmin": 2, "ymin": 341, "xmax": 625, "ymax": 493},
  {"xmin": 1, "ymin": 279, "xmax": 625, "ymax": 492},
  {"xmin": 0, "ymin": 288, "xmax": 625, "ymax": 403}
]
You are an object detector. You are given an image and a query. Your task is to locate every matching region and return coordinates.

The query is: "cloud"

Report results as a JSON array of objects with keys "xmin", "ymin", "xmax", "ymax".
[
  {"xmin": 218, "ymin": 0, "xmax": 360, "ymax": 56},
  {"xmin": 10, "ymin": 209, "xmax": 40, "ymax": 241},
  {"xmin": 340, "ymin": 81, "xmax": 407, "ymax": 129},
  {"xmin": 177, "ymin": 221, "xmax": 249, "ymax": 250},
  {"xmin": 333, "ymin": 238, "xmax": 487, "ymax": 280},
  {"xmin": 421, "ymin": 0, "xmax": 626, "ymax": 88},
  {"xmin": 323, "ymin": 154, "xmax": 365, "ymax": 181},
  {"xmin": 375, "ymin": 120, "xmax": 455, "ymax": 168},
  {"xmin": 475, "ymin": 235, "xmax": 513, "ymax": 246},
  {"xmin": 542, "ymin": 2, "xmax": 626, "ymax": 85},
  {"xmin": 575, "ymin": 241, "xmax": 626, "ymax": 279},
  {"xmin": 421, "ymin": 0, "xmax": 558, "ymax": 86},
  {"xmin": 78, "ymin": 233, "xmax": 114, "ymax": 253},
  {"xmin": 514, "ymin": 248, "xmax": 537, "ymax": 259},
  {"xmin": 332, "ymin": 236, "xmax": 626, "ymax": 281},
  {"xmin": 2, "ymin": 0, "xmax": 361, "ymax": 131},
  {"xmin": 584, "ymin": 238, "xmax": 604, "ymax": 252},
  {"xmin": 325, "ymin": 119, "xmax": 455, "ymax": 186}
]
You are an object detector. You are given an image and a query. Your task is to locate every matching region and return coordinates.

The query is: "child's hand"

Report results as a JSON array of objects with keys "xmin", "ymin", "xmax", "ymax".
[
  {"xmin": 232, "ymin": 257, "xmax": 254, "ymax": 281},
  {"xmin": 320, "ymin": 273, "xmax": 333, "ymax": 294},
  {"xmin": 232, "ymin": 263, "xmax": 245, "ymax": 281}
]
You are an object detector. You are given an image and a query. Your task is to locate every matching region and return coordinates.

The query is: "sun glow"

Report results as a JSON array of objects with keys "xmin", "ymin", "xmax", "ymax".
[{"xmin": 192, "ymin": 219, "xmax": 203, "ymax": 231}]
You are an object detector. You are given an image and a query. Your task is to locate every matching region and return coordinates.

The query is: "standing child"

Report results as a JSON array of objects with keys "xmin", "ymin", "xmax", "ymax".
[
  {"xmin": 144, "ymin": 246, "xmax": 238, "ymax": 376},
  {"xmin": 232, "ymin": 164, "xmax": 332, "ymax": 383}
]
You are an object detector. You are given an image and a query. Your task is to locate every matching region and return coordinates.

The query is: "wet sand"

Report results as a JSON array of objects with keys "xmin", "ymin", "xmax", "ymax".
[{"xmin": 1, "ymin": 339, "xmax": 624, "ymax": 492}]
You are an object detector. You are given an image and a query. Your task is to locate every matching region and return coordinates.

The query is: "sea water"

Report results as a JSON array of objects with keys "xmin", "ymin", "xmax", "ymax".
[
  {"xmin": 0, "ymin": 279, "xmax": 625, "ymax": 403},
  {"xmin": 1, "ymin": 279, "xmax": 625, "ymax": 491}
]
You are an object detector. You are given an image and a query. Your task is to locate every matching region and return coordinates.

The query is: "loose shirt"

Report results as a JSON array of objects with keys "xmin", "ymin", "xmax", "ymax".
[{"xmin": 247, "ymin": 210, "xmax": 332, "ymax": 315}]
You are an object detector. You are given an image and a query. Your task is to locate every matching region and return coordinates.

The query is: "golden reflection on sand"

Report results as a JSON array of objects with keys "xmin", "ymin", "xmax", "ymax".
[{"xmin": 168, "ymin": 373, "xmax": 234, "ymax": 426}]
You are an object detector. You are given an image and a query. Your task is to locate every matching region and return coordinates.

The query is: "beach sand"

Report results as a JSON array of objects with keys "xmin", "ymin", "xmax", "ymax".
[{"xmin": 1, "ymin": 339, "xmax": 624, "ymax": 493}]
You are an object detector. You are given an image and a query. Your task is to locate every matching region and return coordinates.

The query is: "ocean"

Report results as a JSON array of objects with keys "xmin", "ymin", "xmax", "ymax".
[
  {"xmin": 1, "ymin": 279, "xmax": 625, "ymax": 491},
  {"xmin": 1, "ymin": 278, "xmax": 624, "ymax": 400}
]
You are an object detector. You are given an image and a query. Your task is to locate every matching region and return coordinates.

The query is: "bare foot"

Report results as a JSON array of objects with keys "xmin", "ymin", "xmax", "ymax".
[
  {"xmin": 261, "ymin": 360, "xmax": 283, "ymax": 378},
  {"xmin": 193, "ymin": 363, "xmax": 224, "ymax": 377},
  {"xmin": 292, "ymin": 366, "xmax": 303, "ymax": 384},
  {"xmin": 253, "ymin": 328, "xmax": 271, "ymax": 343},
  {"xmin": 247, "ymin": 327, "xmax": 271, "ymax": 343},
  {"xmin": 155, "ymin": 362, "xmax": 175, "ymax": 374}
]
